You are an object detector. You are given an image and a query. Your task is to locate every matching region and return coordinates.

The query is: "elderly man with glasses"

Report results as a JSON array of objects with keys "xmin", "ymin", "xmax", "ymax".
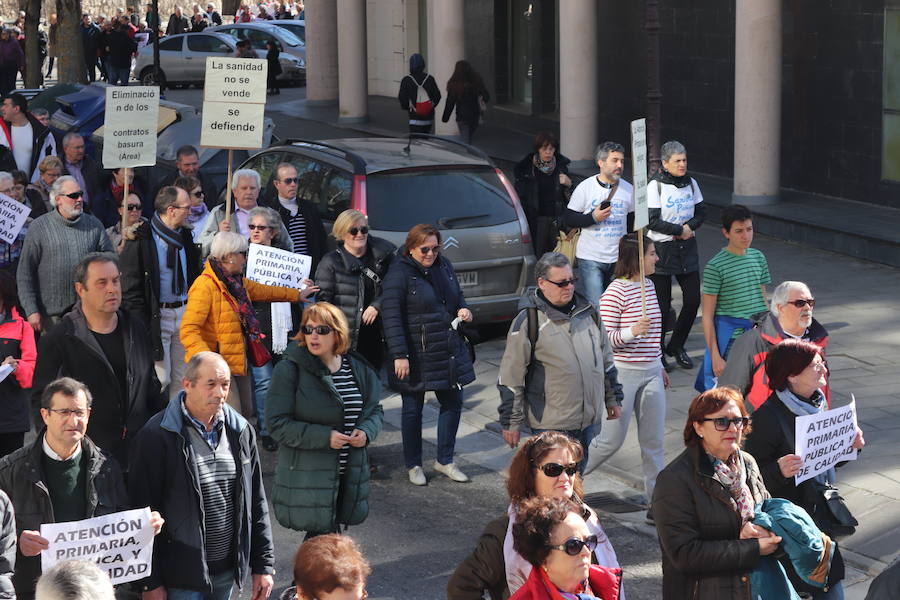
[
  {"xmin": 497, "ymin": 251, "xmax": 623, "ymax": 471},
  {"xmin": 719, "ymin": 280, "xmax": 829, "ymax": 412},
  {"xmin": 16, "ymin": 175, "xmax": 113, "ymax": 333}
]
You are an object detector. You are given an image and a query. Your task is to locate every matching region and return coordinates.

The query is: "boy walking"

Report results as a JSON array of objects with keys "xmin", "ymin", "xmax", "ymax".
[{"xmin": 697, "ymin": 204, "xmax": 770, "ymax": 391}]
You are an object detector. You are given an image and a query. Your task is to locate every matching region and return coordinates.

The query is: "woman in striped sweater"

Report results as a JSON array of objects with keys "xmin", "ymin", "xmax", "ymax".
[{"xmin": 584, "ymin": 233, "xmax": 668, "ymax": 521}]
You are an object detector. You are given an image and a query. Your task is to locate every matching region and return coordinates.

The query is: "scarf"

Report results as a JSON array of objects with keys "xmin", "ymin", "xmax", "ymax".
[
  {"xmin": 533, "ymin": 152, "xmax": 557, "ymax": 175},
  {"xmin": 186, "ymin": 202, "xmax": 208, "ymax": 228},
  {"xmin": 776, "ymin": 387, "xmax": 835, "ymax": 484},
  {"xmin": 270, "ymin": 302, "xmax": 292, "ymax": 354},
  {"xmin": 653, "ymin": 169, "xmax": 691, "ymax": 189},
  {"xmin": 710, "ymin": 452, "xmax": 755, "ymax": 524},
  {"xmin": 208, "ymin": 257, "xmax": 264, "ymax": 341},
  {"xmin": 151, "ymin": 212, "xmax": 186, "ymax": 296}
]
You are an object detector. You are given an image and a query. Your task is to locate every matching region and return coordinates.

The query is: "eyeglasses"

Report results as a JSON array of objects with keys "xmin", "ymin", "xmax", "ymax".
[
  {"xmin": 536, "ymin": 462, "xmax": 579, "ymax": 478},
  {"xmin": 192, "ymin": 190, "xmax": 204, "ymax": 198},
  {"xmin": 787, "ymin": 298, "xmax": 816, "ymax": 308},
  {"xmin": 301, "ymin": 324, "xmax": 334, "ymax": 335},
  {"xmin": 808, "ymin": 361, "xmax": 827, "ymax": 373},
  {"xmin": 172, "ymin": 204, "xmax": 192, "ymax": 211},
  {"xmin": 700, "ymin": 417, "xmax": 750, "ymax": 431},
  {"xmin": 348, "ymin": 226, "xmax": 369, "ymax": 236},
  {"xmin": 543, "ymin": 276, "xmax": 578, "ymax": 288},
  {"xmin": 248, "ymin": 224, "xmax": 272, "ymax": 231},
  {"xmin": 547, "ymin": 535, "xmax": 599, "ymax": 556},
  {"xmin": 418, "ymin": 245, "xmax": 440, "ymax": 255},
  {"xmin": 63, "ymin": 191, "xmax": 84, "ymax": 199},
  {"xmin": 126, "ymin": 204, "xmax": 142, "ymax": 211},
  {"xmin": 46, "ymin": 408, "xmax": 91, "ymax": 419},
  {"xmin": 279, "ymin": 177, "xmax": 299, "ymax": 185}
]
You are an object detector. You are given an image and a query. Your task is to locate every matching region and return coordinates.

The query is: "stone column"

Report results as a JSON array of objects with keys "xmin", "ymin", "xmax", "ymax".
[
  {"xmin": 559, "ymin": 0, "xmax": 598, "ymax": 166},
  {"xmin": 336, "ymin": 0, "xmax": 368, "ymax": 123},
  {"xmin": 733, "ymin": 0, "xmax": 782, "ymax": 204},
  {"xmin": 305, "ymin": 0, "xmax": 338, "ymax": 106},
  {"xmin": 428, "ymin": 0, "xmax": 464, "ymax": 136}
]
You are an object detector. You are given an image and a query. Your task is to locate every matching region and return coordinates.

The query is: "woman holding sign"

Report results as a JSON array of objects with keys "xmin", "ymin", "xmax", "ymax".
[{"xmin": 745, "ymin": 339, "xmax": 865, "ymax": 599}]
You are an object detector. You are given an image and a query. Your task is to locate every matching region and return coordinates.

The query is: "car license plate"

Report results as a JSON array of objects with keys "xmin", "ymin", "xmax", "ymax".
[{"xmin": 456, "ymin": 271, "xmax": 478, "ymax": 287}]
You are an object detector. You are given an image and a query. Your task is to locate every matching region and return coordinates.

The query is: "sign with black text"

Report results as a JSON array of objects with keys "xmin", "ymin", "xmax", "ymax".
[
  {"xmin": 794, "ymin": 397, "xmax": 859, "ymax": 485},
  {"xmin": 246, "ymin": 243, "xmax": 311, "ymax": 289},
  {"xmin": 0, "ymin": 193, "xmax": 29, "ymax": 244},
  {"xmin": 102, "ymin": 86, "xmax": 160, "ymax": 168},
  {"xmin": 630, "ymin": 118, "xmax": 649, "ymax": 231},
  {"xmin": 201, "ymin": 57, "xmax": 268, "ymax": 150}
]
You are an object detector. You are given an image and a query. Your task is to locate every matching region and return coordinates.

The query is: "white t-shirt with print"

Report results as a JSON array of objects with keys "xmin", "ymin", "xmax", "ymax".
[
  {"xmin": 646, "ymin": 177, "xmax": 703, "ymax": 243},
  {"xmin": 567, "ymin": 176, "xmax": 634, "ymax": 264}
]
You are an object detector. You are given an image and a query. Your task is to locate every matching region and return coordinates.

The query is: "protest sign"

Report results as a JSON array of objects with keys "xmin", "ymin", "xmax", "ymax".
[
  {"xmin": 794, "ymin": 397, "xmax": 859, "ymax": 485},
  {"xmin": 246, "ymin": 243, "xmax": 311, "ymax": 289},
  {"xmin": 40, "ymin": 507, "xmax": 155, "ymax": 585},
  {"xmin": 203, "ymin": 57, "xmax": 268, "ymax": 104},
  {"xmin": 102, "ymin": 86, "xmax": 160, "ymax": 168},
  {"xmin": 200, "ymin": 102, "xmax": 266, "ymax": 149},
  {"xmin": 0, "ymin": 193, "xmax": 29, "ymax": 244},
  {"xmin": 630, "ymin": 118, "xmax": 649, "ymax": 232}
]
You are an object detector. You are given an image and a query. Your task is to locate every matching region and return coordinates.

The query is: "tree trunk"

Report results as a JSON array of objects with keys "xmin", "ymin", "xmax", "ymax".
[
  {"xmin": 24, "ymin": 0, "xmax": 42, "ymax": 88},
  {"xmin": 56, "ymin": 0, "xmax": 87, "ymax": 84}
]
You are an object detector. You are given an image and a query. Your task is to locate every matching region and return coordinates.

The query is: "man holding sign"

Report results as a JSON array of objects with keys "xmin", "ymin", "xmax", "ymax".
[{"xmin": 0, "ymin": 377, "xmax": 163, "ymax": 600}]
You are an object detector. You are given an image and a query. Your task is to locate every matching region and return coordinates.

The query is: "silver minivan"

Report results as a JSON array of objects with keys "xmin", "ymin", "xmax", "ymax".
[{"xmin": 240, "ymin": 136, "xmax": 536, "ymax": 324}]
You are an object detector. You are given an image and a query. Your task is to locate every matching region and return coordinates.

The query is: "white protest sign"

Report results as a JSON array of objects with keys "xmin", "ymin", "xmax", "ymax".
[
  {"xmin": 201, "ymin": 57, "xmax": 267, "ymax": 150},
  {"xmin": 0, "ymin": 193, "xmax": 29, "ymax": 244},
  {"xmin": 630, "ymin": 118, "xmax": 649, "ymax": 231},
  {"xmin": 102, "ymin": 86, "xmax": 160, "ymax": 168},
  {"xmin": 794, "ymin": 397, "xmax": 859, "ymax": 485},
  {"xmin": 246, "ymin": 243, "xmax": 311, "ymax": 289},
  {"xmin": 40, "ymin": 507, "xmax": 155, "ymax": 585}
]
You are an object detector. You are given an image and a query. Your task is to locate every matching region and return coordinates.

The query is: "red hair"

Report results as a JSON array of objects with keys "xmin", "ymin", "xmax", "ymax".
[
  {"xmin": 764, "ymin": 339, "xmax": 823, "ymax": 392},
  {"xmin": 683, "ymin": 387, "xmax": 751, "ymax": 446}
]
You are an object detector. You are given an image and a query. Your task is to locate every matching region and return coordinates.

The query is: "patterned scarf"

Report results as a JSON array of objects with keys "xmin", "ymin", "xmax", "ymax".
[
  {"xmin": 710, "ymin": 452, "xmax": 755, "ymax": 523},
  {"xmin": 151, "ymin": 212, "xmax": 186, "ymax": 296},
  {"xmin": 208, "ymin": 257, "xmax": 264, "ymax": 341},
  {"xmin": 533, "ymin": 152, "xmax": 557, "ymax": 175}
]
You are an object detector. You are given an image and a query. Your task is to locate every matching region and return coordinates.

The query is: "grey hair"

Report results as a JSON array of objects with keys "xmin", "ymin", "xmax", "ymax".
[
  {"xmin": 248, "ymin": 206, "xmax": 280, "ymax": 230},
  {"xmin": 209, "ymin": 231, "xmax": 249, "ymax": 260},
  {"xmin": 535, "ymin": 251, "xmax": 571, "ymax": 282},
  {"xmin": 660, "ymin": 140, "xmax": 686, "ymax": 162},
  {"xmin": 0, "ymin": 171, "xmax": 12, "ymax": 188},
  {"xmin": 232, "ymin": 168, "xmax": 260, "ymax": 189},
  {"xmin": 31, "ymin": 107, "xmax": 49, "ymax": 118},
  {"xmin": 35, "ymin": 560, "xmax": 114, "ymax": 600},
  {"xmin": 49, "ymin": 175, "xmax": 78, "ymax": 207},
  {"xmin": 184, "ymin": 351, "xmax": 229, "ymax": 383},
  {"xmin": 595, "ymin": 141, "xmax": 625, "ymax": 162},
  {"xmin": 61, "ymin": 131, "xmax": 83, "ymax": 148},
  {"xmin": 770, "ymin": 281, "xmax": 810, "ymax": 317}
]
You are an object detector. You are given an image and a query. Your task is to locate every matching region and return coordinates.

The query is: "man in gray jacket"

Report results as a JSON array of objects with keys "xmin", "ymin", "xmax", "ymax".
[{"xmin": 498, "ymin": 252, "xmax": 623, "ymax": 469}]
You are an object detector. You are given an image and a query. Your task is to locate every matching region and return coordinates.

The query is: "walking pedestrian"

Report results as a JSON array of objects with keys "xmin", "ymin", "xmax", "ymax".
[
  {"xmin": 441, "ymin": 60, "xmax": 489, "ymax": 144},
  {"xmin": 382, "ymin": 223, "xmax": 475, "ymax": 485},
  {"xmin": 647, "ymin": 140, "xmax": 706, "ymax": 372},
  {"xmin": 398, "ymin": 53, "xmax": 441, "ymax": 134},
  {"xmin": 513, "ymin": 131, "xmax": 572, "ymax": 256},
  {"xmin": 105, "ymin": 191, "xmax": 145, "ymax": 252},
  {"xmin": 266, "ymin": 39, "xmax": 281, "ymax": 95},
  {"xmin": 0, "ymin": 29, "xmax": 23, "ymax": 98}
]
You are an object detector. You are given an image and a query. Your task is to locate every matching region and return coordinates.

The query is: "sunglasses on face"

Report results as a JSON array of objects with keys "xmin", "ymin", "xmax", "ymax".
[
  {"xmin": 126, "ymin": 204, "xmax": 142, "ymax": 211},
  {"xmin": 547, "ymin": 535, "xmax": 599, "ymax": 556},
  {"xmin": 701, "ymin": 417, "xmax": 750, "ymax": 431},
  {"xmin": 787, "ymin": 298, "xmax": 816, "ymax": 308},
  {"xmin": 63, "ymin": 191, "xmax": 84, "ymax": 199},
  {"xmin": 348, "ymin": 226, "xmax": 369, "ymax": 236},
  {"xmin": 536, "ymin": 462, "xmax": 579, "ymax": 478},
  {"xmin": 279, "ymin": 177, "xmax": 299, "ymax": 185},
  {"xmin": 418, "ymin": 245, "xmax": 440, "ymax": 255},
  {"xmin": 544, "ymin": 276, "xmax": 578, "ymax": 288},
  {"xmin": 192, "ymin": 190, "xmax": 204, "ymax": 198},
  {"xmin": 248, "ymin": 224, "xmax": 272, "ymax": 231},
  {"xmin": 301, "ymin": 325, "xmax": 334, "ymax": 335}
]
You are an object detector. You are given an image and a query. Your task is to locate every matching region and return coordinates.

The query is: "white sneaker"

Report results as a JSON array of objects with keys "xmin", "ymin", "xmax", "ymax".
[
  {"xmin": 408, "ymin": 466, "xmax": 427, "ymax": 486},
  {"xmin": 434, "ymin": 461, "xmax": 469, "ymax": 483}
]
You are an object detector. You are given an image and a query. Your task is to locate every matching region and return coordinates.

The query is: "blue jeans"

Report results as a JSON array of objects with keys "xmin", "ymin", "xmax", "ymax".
[
  {"xmin": 812, "ymin": 580, "xmax": 843, "ymax": 600},
  {"xmin": 577, "ymin": 259, "xmax": 615, "ymax": 305},
  {"xmin": 166, "ymin": 569, "xmax": 234, "ymax": 600},
  {"xmin": 401, "ymin": 388, "xmax": 463, "ymax": 468},
  {"xmin": 250, "ymin": 360, "xmax": 274, "ymax": 436},
  {"xmin": 531, "ymin": 425, "xmax": 595, "ymax": 473},
  {"xmin": 108, "ymin": 65, "xmax": 130, "ymax": 86}
]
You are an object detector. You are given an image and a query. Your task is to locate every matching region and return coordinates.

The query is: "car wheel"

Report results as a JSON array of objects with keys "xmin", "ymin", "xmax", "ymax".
[{"xmin": 140, "ymin": 68, "xmax": 166, "ymax": 87}]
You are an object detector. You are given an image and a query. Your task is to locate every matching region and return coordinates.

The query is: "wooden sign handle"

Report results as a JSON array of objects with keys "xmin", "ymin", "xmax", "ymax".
[
  {"xmin": 638, "ymin": 228, "xmax": 647, "ymax": 319},
  {"xmin": 120, "ymin": 168, "xmax": 130, "ymax": 233},
  {"xmin": 224, "ymin": 149, "xmax": 234, "ymax": 223}
]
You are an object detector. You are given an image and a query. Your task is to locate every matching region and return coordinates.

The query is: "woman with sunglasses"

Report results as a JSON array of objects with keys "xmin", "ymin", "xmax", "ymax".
[
  {"xmin": 266, "ymin": 302, "xmax": 383, "ymax": 538},
  {"xmin": 182, "ymin": 231, "xmax": 318, "ymax": 417},
  {"xmin": 105, "ymin": 192, "xmax": 146, "ymax": 253},
  {"xmin": 508, "ymin": 496, "xmax": 622, "ymax": 600},
  {"xmin": 744, "ymin": 339, "xmax": 864, "ymax": 599},
  {"xmin": 382, "ymin": 223, "xmax": 475, "ymax": 486},
  {"xmin": 653, "ymin": 386, "xmax": 781, "ymax": 599},
  {"xmin": 315, "ymin": 209, "xmax": 395, "ymax": 371},
  {"xmin": 449, "ymin": 431, "xmax": 621, "ymax": 600},
  {"xmin": 174, "ymin": 175, "xmax": 208, "ymax": 240}
]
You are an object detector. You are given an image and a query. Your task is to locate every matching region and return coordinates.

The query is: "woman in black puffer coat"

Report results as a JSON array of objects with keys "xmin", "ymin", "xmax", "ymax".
[
  {"xmin": 315, "ymin": 209, "xmax": 395, "ymax": 370},
  {"xmin": 381, "ymin": 223, "xmax": 475, "ymax": 487}
]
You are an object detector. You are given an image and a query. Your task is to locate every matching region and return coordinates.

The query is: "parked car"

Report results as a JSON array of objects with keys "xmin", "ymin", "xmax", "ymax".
[
  {"xmin": 239, "ymin": 136, "xmax": 536, "ymax": 324},
  {"xmin": 271, "ymin": 19, "xmax": 304, "ymax": 44},
  {"xmin": 133, "ymin": 31, "xmax": 304, "ymax": 86},
  {"xmin": 208, "ymin": 22, "xmax": 305, "ymax": 76}
]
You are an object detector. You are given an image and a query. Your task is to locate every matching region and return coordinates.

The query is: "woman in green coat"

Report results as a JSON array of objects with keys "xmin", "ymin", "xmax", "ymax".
[{"xmin": 266, "ymin": 301, "xmax": 384, "ymax": 538}]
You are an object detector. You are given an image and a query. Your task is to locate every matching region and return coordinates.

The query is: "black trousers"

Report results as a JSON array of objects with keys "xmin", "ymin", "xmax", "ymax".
[{"xmin": 649, "ymin": 270, "xmax": 701, "ymax": 351}]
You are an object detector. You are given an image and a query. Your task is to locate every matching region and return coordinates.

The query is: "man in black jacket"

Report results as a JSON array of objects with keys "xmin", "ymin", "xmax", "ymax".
[
  {"xmin": 105, "ymin": 20, "xmax": 137, "ymax": 86},
  {"xmin": 129, "ymin": 352, "xmax": 275, "ymax": 600},
  {"xmin": 31, "ymin": 253, "xmax": 162, "ymax": 468},
  {"xmin": 154, "ymin": 145, "xmax": 219, "ymax": 210},
  {"xmin": 0, "ymin": 377, "xmax": 162, "ymax": 600},
  {"xmin": 121, "ymin": 186, "xmax": 202, "ymax": 401},
  {"xmin": 61, "ymin": 132, "xmax": 105, "ymax": 220},
  {"xmin": 267, "ymin": 162, "xmax": 328, "ymax": 273},
  {"xmin": 81, "ymin": 14, "xmax": 102, "ymax": 82},
  {"xmin": 0, "ymin": 93, "xmax": 57, "ymax": 181},
  {"xmin": 166, "ymin": 5, "xmax": 189, "ymax": 35},
  {"xmin": 398, "ymin": 53, "xmax": 441, "ymax": 133}
]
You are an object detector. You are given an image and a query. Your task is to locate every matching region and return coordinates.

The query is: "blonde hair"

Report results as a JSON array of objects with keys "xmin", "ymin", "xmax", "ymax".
[
  {"xmin": 331, "ymin": 209, "xmax": 368, "ymax": 241},
  {"xmin": 295, "ymin": 302, "xmax": 351, "ymax": 355}
]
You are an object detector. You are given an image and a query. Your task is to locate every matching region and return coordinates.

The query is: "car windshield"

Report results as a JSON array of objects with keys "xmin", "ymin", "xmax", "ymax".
[
  {"xmin": 273, "ymin": 27, "xmax": 302, "ymax": 46},
  {"xmin": 275, "ymin": 23, "xmax": 304, "ymax": 44},
  {"xmin": 365, "ymin": 167, "xmax": 516, "ymax": 231}
]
